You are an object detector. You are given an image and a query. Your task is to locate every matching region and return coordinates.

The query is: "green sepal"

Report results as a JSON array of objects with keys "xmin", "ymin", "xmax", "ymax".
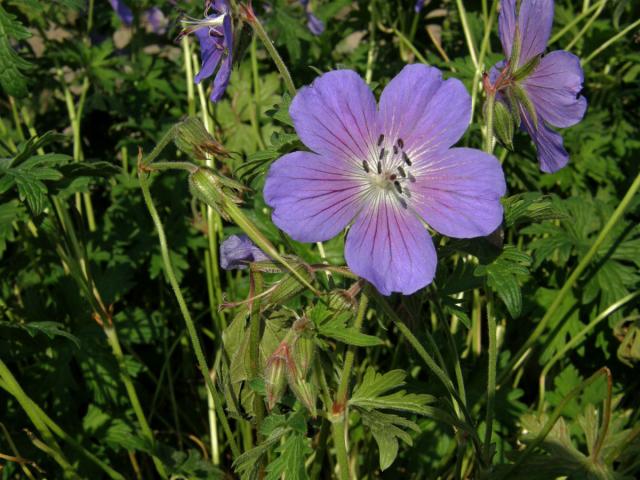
[
  {"xmin": 493, "ymin": 101, "xmax": 516, "ymax": 150},
  {"xmin": 512, "ymin": 83, "xmax": 539, "ymax": 130},
  {"xmin": 513, "ymin": 54, "xmax": 542, "ymax": 81},
  {"xmin": 508, "ymin": 24, "xmax": 522, "ymax": 73}
]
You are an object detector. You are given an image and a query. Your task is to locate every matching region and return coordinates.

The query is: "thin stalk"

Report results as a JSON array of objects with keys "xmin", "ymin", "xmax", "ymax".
[
  {"xmin": 365, "ymin": 0, "xmax": 377, "ymax": 84},
  {"xmin": 484, "ymin": 92, "xmax": 496, "ymax": 153},
  {"xmin": 0, "ymin": 360, "xmax": 76, "ymax": 476},
  {"xmin": 104, "ymin": 325, "xmax": 168, "ymax": 478},
  {"xmin": 182, "ymin": 37, "xmax": 197, "ymax": 118},
  {"xmin": 247, "ymin": 13, "xmax": 297, "ymax": 97},
  {"xmin": 392, "ymin": 27, "xmax": 429, "ymax": 64},
  {"xmin": 499, "ymin": 171, "xmax": 640, "ymax": 386},
  {"xmin": 497, "ymin": 368, "xmax": 611, "ymax": 479},
  {"xmin": 537, "ymin": 291, "xmax": 640, "ymax": 413},
  {"xmin": 548, "ymin": 1, "xmax": 600, "ymax": 45},
  {"xmin": 249, "ymin": 271, "xmax": 266, "ymax": 439},
  {"xmin": 582, "ymin": 18, "xmax": 640, "ymax": 65},
  {"xmin": 249, "ymin": 37, "xmax": 266, "ymax": 150},
  {"xmin": 332, "ymin": 292, "xmax": 369, "ymax": 480},
  {"xmin": 0, "ymin": 421, "xmax": 36, "ymax": 480},
  {"xmin": 483, "ymin": 291, "xmax": 497, "ymax": 464},
  {"xmin": 470, "ymin": 0, "xmax": 498, "ymax": 119},
  {"xmin": 455, "ymin": 0, "xmax": 479, "ymax": 68},
  {"xmin": 565, "ymin": 0, "xmax": 607, "ymax": 51},
  {"xmin": 138, "ymin": 171, "xmax": 241, "ymax": 458},
  {"xmin": 372, "ymin": 291, "xmax": 484, "ymax": 460}
]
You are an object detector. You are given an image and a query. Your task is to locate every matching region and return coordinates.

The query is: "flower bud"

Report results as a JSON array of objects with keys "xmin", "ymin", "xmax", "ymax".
[
  {"xmin": 493, "ymin": 101, "xmax": 515, "ymax": 151},
  {"xmin": 188, "ymin": 167, "xmax": 245, "ymax": 220},
  {"xmin": 288, "ymin": 377, "xmax": 317, "ymax": 418},
  {"xmin": 173, "ymin": 117, "xmax": 228, "ymax": 161},
  {"xmin": 264, "ymin": 341, "xmax": 290, "ymax": 410},
  {"xmin": 292, "ymin": 333, "xmax": 315, "ymax": 378}
]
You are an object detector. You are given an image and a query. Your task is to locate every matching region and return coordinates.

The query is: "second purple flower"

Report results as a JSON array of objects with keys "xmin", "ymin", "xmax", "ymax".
[{"xmin": 264, "ymin": 65, "xmax": 507, "ymax": 295}]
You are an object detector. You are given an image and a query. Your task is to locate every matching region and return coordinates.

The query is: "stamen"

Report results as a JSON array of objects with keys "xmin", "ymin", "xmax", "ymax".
[
  {"xmin": 399, "ymin": 198, "xmax": 408, "ymax": 209},
  {"xmin": 394, "ymin": 181, "xmax": 403, "ymax": 194},
  {"xmin": 397, "ymin": 138, "xmax": 404, "ymax": 149},
  {"xmin": 362, "ymin": 160, "xmax": 370, "ymax": 173},
  {"xmin": 397, "ymin": 166, "xmax": 406, "ymax": 177},
  {"xmin": 379, "ymin": 148, "xmax": 386, "ymax": 160},
  {"xmin": 377, "ymin": 134, "xmax": 384, "ymax": 146},
  {"xmin": 389, "ymin": 174, "xmax": 397, "ymax": 181},
  {"xmin": 393, "ymin": 145, "xmax": 398, "ymax": 155},
  {"xmin": 377, "ymin": 161, "xmax": 382, "ymax": 174},
  {"xmin": 402, "ymin": 152, "xmax": 412, "ymax": 166},
  {"xmin": 408, "ymin": 173, "xmax": 416, "ymax": 183}
]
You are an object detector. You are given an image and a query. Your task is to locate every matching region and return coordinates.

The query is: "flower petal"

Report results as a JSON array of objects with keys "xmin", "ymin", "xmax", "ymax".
[
  {"xmin": 209, "ymin": 16, "xmax": 233, "ymax": 102},
  {"xmin": 521, "ymin": 112, "xmax": 569, "ymax": 173},
  {"xmin": 523, "ymin": 50, "xmax": 587, "ymax": 128},
  {"xmin": 290, "ymin": 70, "xmax": 378, "ymax": 163},
  {"xmin": 499, "ymin": 0, "xmax": 554, "ymax": 66},
  {"xmin": 109, "ymin": 0, "xmax": 133, "ymax": 25},
  {"xmin": 194, "ymin": 28, "xmax": 223, "ymax": 84},
  {"xmin": 344, "ymin": 200, "xmax": 437, "ymax": 295},
  {"xmin": 378, "ymin": 64, "xmax": 471, "ymax": 159},
  {"xmin": 412, "ymin": 148, "xmax": 506, "ymax": 238},
  {"xmin": 345, "ymin": 199, "xmax": 436, "ymax": 295},
  {"xmin": 264, "ymin": 151, "xmax": 363, "ymax": 243}
]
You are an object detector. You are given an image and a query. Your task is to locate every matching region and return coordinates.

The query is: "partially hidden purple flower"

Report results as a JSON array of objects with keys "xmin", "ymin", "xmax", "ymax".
[
  {"xmin": 220, "ymin": 234, "xmax": 270, "ymax": 270},
  {"xmin": 489, "ymin": 0, "xmax": 587, "ymax": 173},
  {"xmin": 109, "ymin": 0, "xmax": 133, "ymax": 25},
  {"xmin": 264, "ymin": 65, "xmax": 506, "ymax": 295},
  {"xmin": 181, "ymin": 0, "xmax": 233, "ymax": 102},
  {"xmin": 414, "ymin": 0, "xmax": 426, "ymax": 13},
  {"xmin": 143, "ymin": 7, "xmax": 168, "ymax": 35},
  {"xmin": 299, "ymin": 0, "xmax": 324, "ymax": 35}
]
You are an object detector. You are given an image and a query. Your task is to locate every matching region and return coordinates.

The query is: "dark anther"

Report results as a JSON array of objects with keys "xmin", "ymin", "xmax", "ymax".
[
  {"xmin": 389, "ymin": 174, "xmax": 397, "ymax": 181},
  {"xmin": 397, "ymin": 138, "xmax": 404, "ymax": 149},
  {"xmin": 379, "ymin": 148, "xmax": 386, "ymax": 160},
  {"xmin": 377, "ymin": 134, "xmax": 384, "ymax": 146},
  {"xmin": 377, "ymin": 161, "xmax": 382, "ymax": 174},
  {"xmin": 397, "ymin": 166, "xmax": 406, "ymax": 177},
  {"xmin": 362, "ymin": 160, "xmax": 370, "ymax": 173},
  {"xmin": 408, "ymin": 173, "xmax": 416, "ymax": 183},
  {"xmin": 402, "ymin": 152, "xmax": 412, "ymax": 166},
  {"xmin": 393, "ymin": 145, "xmax": 399, "ymax": 155},
  {"xmin": 399, "ymin": 198, "xmax": 408, "ymax": 209},
  {"xmin": 394, "ymin": 181, "xmax": 403, "ymax": 193}
]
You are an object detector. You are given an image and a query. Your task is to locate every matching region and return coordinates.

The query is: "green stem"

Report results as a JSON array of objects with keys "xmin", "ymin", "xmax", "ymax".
[
  {"xmin": 582, "ymin": 18, "xmax": 640, "ymax": 65},
  {"xmin": 104, "ymin": 325, "xmax": 168, "ymax": 479},
  {"xmin": 392, "ymin": 28, "xmax": 429, "ymax": 64},
  {"xmin": 548, "ymin": 1, "xmax": 600, "ymax": 45},
  {"xmin": 249, "ymin": 37, "xmax": 266, "ymax": 150},
  {"xmin": 455, "ymin": 0, "xmax": 479, "ymax": 68},
  {"xmin": 537, "ymin": 291, "xmax": 640, "ymax": 413},
  {"xmin": 483, "ymin": 291, "xmax": 497, "ymax": 464},
  {"xmin": 182, "ymin": 37, "xmax": 197, "ymax": 118},
  {"xmin": 331, "ymin": 292, "xmax": 369, "ymax": 480},
  {"xmin": 249, "ymin": 271, "xmax": 265, "ymax": 439},
  {"xmin": 138, "ymin": 171, "xmax": 241, "ymax": 459},
  {"xmin": 498, "ymin": 171, "xmax": 640, "ymax": 387},
  {"xmin": 565, "ymin": 0, "xmax": 607, "ymax": 51},
  {"xmin": 470, "ymin": 0, "xmax": 498, "ymax": 120},
  {"xmin": 0, "ymin": 360, "xmax": 76, "ymax": 477},
  {"xmin": 372, "ymin": 291, "xmax": 484, "ymax": 461},
  {"xmin": 248, "ymin": 14, "xmax": 297, "ymax": 97},
  {"xmin": 484, "ymin": 92, "xmax": 496, "ymax": 154}
]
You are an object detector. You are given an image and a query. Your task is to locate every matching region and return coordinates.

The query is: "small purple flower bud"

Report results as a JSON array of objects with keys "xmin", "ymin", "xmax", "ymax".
[
  {"xmin": 306, "ymin": 13, "xmax": 324, "ymax": 36},
  {"xmin": 143, "ymin": 7, "xmax": 168, "ymax": 35},
  {"xmin": 220, "ymin": 234, "xmax": 269, "ymax": 270}
]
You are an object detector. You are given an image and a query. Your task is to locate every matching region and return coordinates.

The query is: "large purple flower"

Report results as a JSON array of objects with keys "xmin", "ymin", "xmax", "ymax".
[
  {"xmin": 181, "ymin": 0, "xmax": 233, "ymax": 102},
  {"xmin": 489, "ymin": 0, "xmax": 587, "ymax": 173},
  {"xmin": 264, "ymin": 65, "xmax": 506, "ymax": 295}
]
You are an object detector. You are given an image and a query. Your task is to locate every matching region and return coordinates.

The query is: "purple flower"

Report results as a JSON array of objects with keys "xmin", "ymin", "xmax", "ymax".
[
  {"xmin": 414, "ymin": 0, "xmax": 426, "ymax": 12},
  {"xmin": 264, "ymin": 65, "xmax": 506, "ymax": 295},
  {"xmin": 489, "ymin": 0, "xmax": 587, "ymax": 173},
  {"xmin": 220, "ymin": 234, "xmax": 270, "ymax": 270},
  {"xmin": 109, "ymin": 0, "xmax": 133, "ymax": 25},
  {"xmin": 299, "ymin": 0, "xmax": 324, "ymax": 35},
  {"xmin": 181, "ymin": 0, "xmax": 233, "ymax": 102},
  {"xmin": 143, "ymin": 7, "xmax": 168, "ymax": 35}
]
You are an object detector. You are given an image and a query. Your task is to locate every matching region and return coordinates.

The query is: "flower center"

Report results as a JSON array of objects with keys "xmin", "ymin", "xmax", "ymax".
[{"xmin": 360, "ymin": 135, "xmax": 416, "ymax": 208}]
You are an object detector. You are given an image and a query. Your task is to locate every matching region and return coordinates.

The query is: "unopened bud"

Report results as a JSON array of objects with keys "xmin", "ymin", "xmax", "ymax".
[
  {"xmin": 512, "ymin": 54, "xmax": 542, "ymax": 82},
  {"xmin": 267, "ymin": 263, "xmax": 314, "ymax": 305},
  {"xmin": 189, "ymin": 167, "xmax": 245, "ymax": 220},
  {"xmin": 512, "ymin": 84, "xmax": 539, "ymax": 130},
  {"xmin": 173, "ymin": 117, "xmax": 228, "ymax": 161},
  {"xmin": 493, "ymin": 101, "xmax": 515, "ymax": 150},
  {"xmin": 264, "ymin": 341, "xmax": 290, "ymax": 410},
  {"xmin": 288, "ymin": 377, "xmax": 317, "ymax": 418},
  {"xmin": 292, "ymin": 333, "xmax": 315, "ymax": 378}
]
